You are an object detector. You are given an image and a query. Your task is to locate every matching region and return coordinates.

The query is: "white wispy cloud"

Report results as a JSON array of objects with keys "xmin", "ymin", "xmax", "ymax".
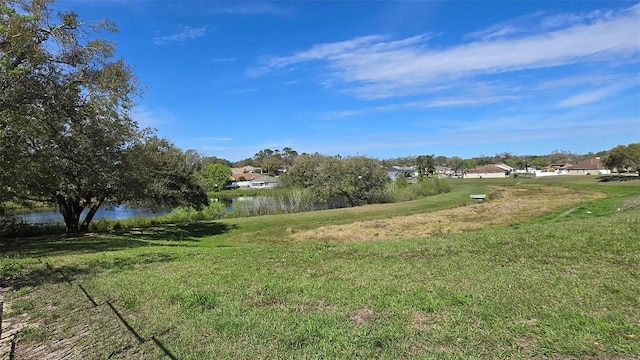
[
  {"xmin": 539, "ymin": 9, "xmax": 614, "ymax": 31},
  {"xmin": 533, "ymin": 74, "xmax": 622, "ymax": 90},
  {"xmin": 132, "ymin": 106, "xmax": 176, "ymax": 129},
  {"xmin": 464, "ymin": 8, "xmax": 610, "ymax": 41},
  {"xmin": 246, "ymin": 35, "xmax": 388, "ymax": 77},
  {"xmin": 290, "ymin": 114, "xmax": 638, "ymax": 158},
  {"xmin": 322, "ymin": 93, "xmax": 522, "ymax": 119},
  {"xmin": 557, "ymin": 82, "xmax": 635, "ymax": 108},
  {"xmin": 153, "ymin": 26, "xmax": 207, "ymax": 45},
  {"xmin": 212, "ymin": 3, "xmax": 291, "ymax": 16},
  {"xmin": 250, "ymin": 5, "xmax": 640, "ymax": 100},
  {"xmin": 211, "ymin": 57, "xmax": 237, "ymax": 63},
  {"xmin": 227, "ymin": 88, "xmax": 259, "ymax": 95},
  {"xmin": 464, "ymin": 12, "xmax": 545, "ymax": 41},
  {"xmin": 200, "ymin": 137, "xmax": 233, "ymax": 142}
]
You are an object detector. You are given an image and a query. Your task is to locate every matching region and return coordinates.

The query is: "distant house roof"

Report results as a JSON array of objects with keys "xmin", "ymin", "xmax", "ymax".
[
  {"xmin": 386, "ymin": 167, "xmax": 414, "ymax": 173},
  {"xmin": 249, "ymin": 176, "xmax": 279, "ymax": 187},
  {"xmin": 567, "ymin": 158, "xmax": 603, "ymax": 170},
  {"xmin": 467, "ymin": 164, "xmax": 512, "ymax": 174},
  {"xmin": 392, "ymin": 166, "xmax": 415, "ymax": 171},
  {"xmin": 231, "ymin": 166, "xmax": 257, "ymax": 174},
  {"xmin": 253, "ymin": 175, "xmax": 278, "ymax": 183},
  {"xmin": 548, "ymin": 163, "xmax": 572, "ymax": 170},
  {"xmin": 494, "ymin": 164, "xmax": 514, "ymax": 172},
  {"xmin": 386, "ymin": 166, "xmax": 415, "ymax": 179},
  {"xmin": 230, "ymin": 172, "xmax": 263, "ymax": 181}
]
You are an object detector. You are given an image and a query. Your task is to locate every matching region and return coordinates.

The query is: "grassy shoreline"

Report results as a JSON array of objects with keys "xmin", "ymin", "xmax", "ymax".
[{"xmin": 1, "ymin": 176, "xmax": 639, "ymax": 359}]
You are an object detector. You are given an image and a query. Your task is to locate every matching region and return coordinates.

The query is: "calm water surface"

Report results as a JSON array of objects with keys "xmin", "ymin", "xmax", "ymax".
[{"xmin": 13, "ymin": 205, "xmax": 171, "ymax": 224}]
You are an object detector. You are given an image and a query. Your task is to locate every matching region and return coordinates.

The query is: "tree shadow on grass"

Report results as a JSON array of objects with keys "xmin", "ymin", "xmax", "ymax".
[
  {"xmin": 0, "ymin": 222, "xmax": 236, "ymax": 259},
  {"xmin": 1, "ymin": 252, "xmax": 179, "ymax": 291},
  {"xmin": 0, "ymin": 222, "xmax": 237, "ymax": 290},
  {"xmin": 0, "ymin": 235, "xmax": 151, "ymax": 259},
  {"xmin": 121, "ymin": 222, "xmax": 237, "ymax": 242}
]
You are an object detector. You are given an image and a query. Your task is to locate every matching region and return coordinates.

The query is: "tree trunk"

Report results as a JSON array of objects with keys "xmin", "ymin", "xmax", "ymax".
[
  {"xmin": 79, "ymin": 196, "xmax": 106, "ymax": 232},
  {"xmin": 341, "ymin": 190, "xmax": 358, "ymax": 207},
  {"xmin": 57, "ymin": 196, "xmax": 85, "ymax": 233}
]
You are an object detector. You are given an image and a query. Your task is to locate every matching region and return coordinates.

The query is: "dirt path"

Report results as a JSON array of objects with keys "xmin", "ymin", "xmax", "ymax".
[
  {"xmin": 0, "ymin": 287, "xmax": 30, "ymax": 359},
  {"xmin": 0, "ymin": 279, "xmax": 167, "ymax": 359},
  {"xmin": 291, "ymin": 185, "xmax": 606, "ymax": 243}
]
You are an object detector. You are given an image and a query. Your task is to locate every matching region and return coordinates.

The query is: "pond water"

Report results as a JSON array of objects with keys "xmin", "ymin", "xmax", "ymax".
[
  {"xmin": 8, "ymin": 196, "xmax": 337, "ymax": 224},
  {"xmin": 8, "ymin": 197, "xmax": 250, "ymax": 224},
  {"xmin": 11, "ymin": 205, "xmax": 172, "ymax": 224}
]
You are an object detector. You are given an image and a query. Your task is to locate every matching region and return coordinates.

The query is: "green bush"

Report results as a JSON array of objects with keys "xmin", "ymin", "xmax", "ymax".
[
  {"xmin": 0, "ymin": 217, "xmax": 65, "ymax": 238},
  {"xmin": 414, "ymin": 177, "xmax": 451, "ymax": 196},
  {"xmin": 395, "ymin": 175, "xmax": 409, "ymax": 188},
  {"xmin": 87, "ymin": 202, "xmax": 229, "ymax": 233},
  {"xmin": 385, "ymin": 182, "xmax": 417, "ymax": 202},
  {"xmin": 384, "ymin": 178, "xmax": 451, "ymax": 203}
]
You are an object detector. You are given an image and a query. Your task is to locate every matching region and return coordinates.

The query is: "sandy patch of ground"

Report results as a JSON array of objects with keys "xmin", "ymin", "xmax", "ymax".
[
  {"xmin": 0, "ymin": 289, "xmax": 30, "ymax": 359},
  {"xmin": 291, "ymin": 186, "xmax": 605, "ymax": 243}
]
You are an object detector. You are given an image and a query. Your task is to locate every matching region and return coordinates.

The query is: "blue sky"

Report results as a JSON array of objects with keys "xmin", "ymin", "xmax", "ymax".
[{"xmin": 61, "ymin": 0, "xmax": 639, "ymax": 161}]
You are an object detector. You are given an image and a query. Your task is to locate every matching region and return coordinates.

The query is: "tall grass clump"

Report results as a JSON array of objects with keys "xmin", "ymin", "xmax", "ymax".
[
  {"xmin": 274, "ymin": 187, "xmax": 316, "ymax": 213},
  {"xmin": 88, "ymin": 202, "xmax": 229, "ymax": 232},
  {"xmin": 386, "ymin": 177, "xmax": 452, "ymax": 202},
  {"xmin": 0, "ymin": 217, "xmax": 65, "ymax": 238},
  {"xmin": 415, "ymin": 177, "xmax": 451, "ymax": 196},
  {"xmin": 232, "ymin": 196, "xmax": 277, "ymax": 217},
  {"xmin": 231, "ymin": 188, "xmax": 317, "ymax": 217}
]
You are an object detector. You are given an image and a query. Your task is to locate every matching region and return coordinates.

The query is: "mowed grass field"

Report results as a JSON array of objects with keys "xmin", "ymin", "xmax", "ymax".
[{"xmin": 1, "ymin": 176, "xmax": 639, "ymax": 359}]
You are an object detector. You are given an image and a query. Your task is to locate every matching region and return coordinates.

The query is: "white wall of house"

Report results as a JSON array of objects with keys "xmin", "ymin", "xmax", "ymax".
[
  {"xmin": 249, "ymin": 181, "xmax": 277, "ymax": 188},
  {"xmin": 514, "ymin": 169, "xmax": 537, "ymax": 174},
  {"xmin": 535, "ymin": 170, "xmax": 568, "ymax": 177},
  {"xmin": 565, "ymin": 169, "xmax": 611, "ymax": 175},
  {"xmin": 465, "ymin": 172, "xmax": 508, "ymax": 179}
]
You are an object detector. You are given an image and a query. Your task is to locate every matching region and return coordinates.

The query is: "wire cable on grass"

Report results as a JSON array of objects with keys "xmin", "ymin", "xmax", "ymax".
[
  {"xmin": 151, "ymin": 336, "xmax": 178, "ymax": 360},
  {"xmin": 105, "ymin": 301, "xmax": 144, "ymax": 344},
  {"xmin": 37, "ymin": 260, "xmax": 177, "ymax": 358},
  {"xmin": 77, "ymin": 285, "xmax": 98, "ymax": 307}
]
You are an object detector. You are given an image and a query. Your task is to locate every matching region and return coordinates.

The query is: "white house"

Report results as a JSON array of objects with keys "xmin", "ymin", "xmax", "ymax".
[
  {"xmin": 565, "ymin": 158, "xmax": 610, "ymax": 175},
  {"xmin": 465, "ymin": 164, "xmax": 512, "ymax": 179},
  {"xmin": 249, "ymin": 175, "xmax": 279, "ymax": 189}
]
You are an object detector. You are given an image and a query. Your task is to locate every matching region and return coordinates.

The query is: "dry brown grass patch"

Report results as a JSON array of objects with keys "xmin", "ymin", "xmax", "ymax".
[
  {"xmin": 350, "ymin": 308, "xmax": 375, "ymax": 325},
  {"xmin": 291, "ymin": 186, "xmax": 605, "ymax": 243},
  {"xmin": 410, "ymin": 311, "xmax": 436, "ymax": 331},
  {"xmin": 297, "ymin": 301, "xmax": 337, "ymax": 313}
]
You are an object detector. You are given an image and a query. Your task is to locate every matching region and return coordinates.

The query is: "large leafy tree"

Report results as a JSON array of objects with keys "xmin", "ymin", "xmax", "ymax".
[
  {"xmin": 416, "ymin": 155, "xmax": 436, "ymax": 176},
  {"xmin": 0, "ymin": 0, "xmax": 207, "ymax": 232},
  {"xmin": 251, "ymin": 147, "xmax": 299, "ymax": 174},
  {"xmin": 197, "ymin": 163, "xmax": 232, "ymax": 192},
  {"xmin": 285, "ymin": 154, "xmax": 389, "ymax": 207},
  {"xmin": 338, "ymin": 156, "xmax": 390, "ymax": 206},
  {"xmin": 604, "ymin": 143, "xmax": 640, "ymax": 174},
  {"xmin": 628, "ymin": 143, "xmax": 640, "ymax": 174},
  {"xmin": 280, "ymin": 146, "xmax": 298, "ymax": 166},
  {"xmin": 281, "ymin": 153, "xmax": 326, "ymax": 188},
  {"xmin": 604, "ymin": 145, "xmax": 627, "ymax": 174},
  {"xmin": 124, "ymin": 137, "xmax": 208, "ymax": 210}
]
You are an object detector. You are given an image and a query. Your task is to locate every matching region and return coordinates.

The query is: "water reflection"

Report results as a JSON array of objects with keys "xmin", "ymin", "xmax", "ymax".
[{"xmin": 12, "ymin": 205, "xmax": 171, "ymax": 224}]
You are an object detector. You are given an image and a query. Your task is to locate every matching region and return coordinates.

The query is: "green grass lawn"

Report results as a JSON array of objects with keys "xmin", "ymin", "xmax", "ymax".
[{"xmin": 1, "ymin": 176, "xmax": 639, "ymax": 359}]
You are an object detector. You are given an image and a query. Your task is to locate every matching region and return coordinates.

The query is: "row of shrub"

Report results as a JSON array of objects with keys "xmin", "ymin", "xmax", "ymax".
[
  {"xmin": 213, "ymin": 178, "xmax": 451, "ymax": 217},
  {"xmin": 1, "ymin": 178, "xmax": 452, "ymax": 237},
  {"xmin": 0, "ymin": 217, "xmax": 66, "ymax": 238},
  {"xmin": 386, "ymin": 177, "xmax": 452, "ymax": 202}
]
